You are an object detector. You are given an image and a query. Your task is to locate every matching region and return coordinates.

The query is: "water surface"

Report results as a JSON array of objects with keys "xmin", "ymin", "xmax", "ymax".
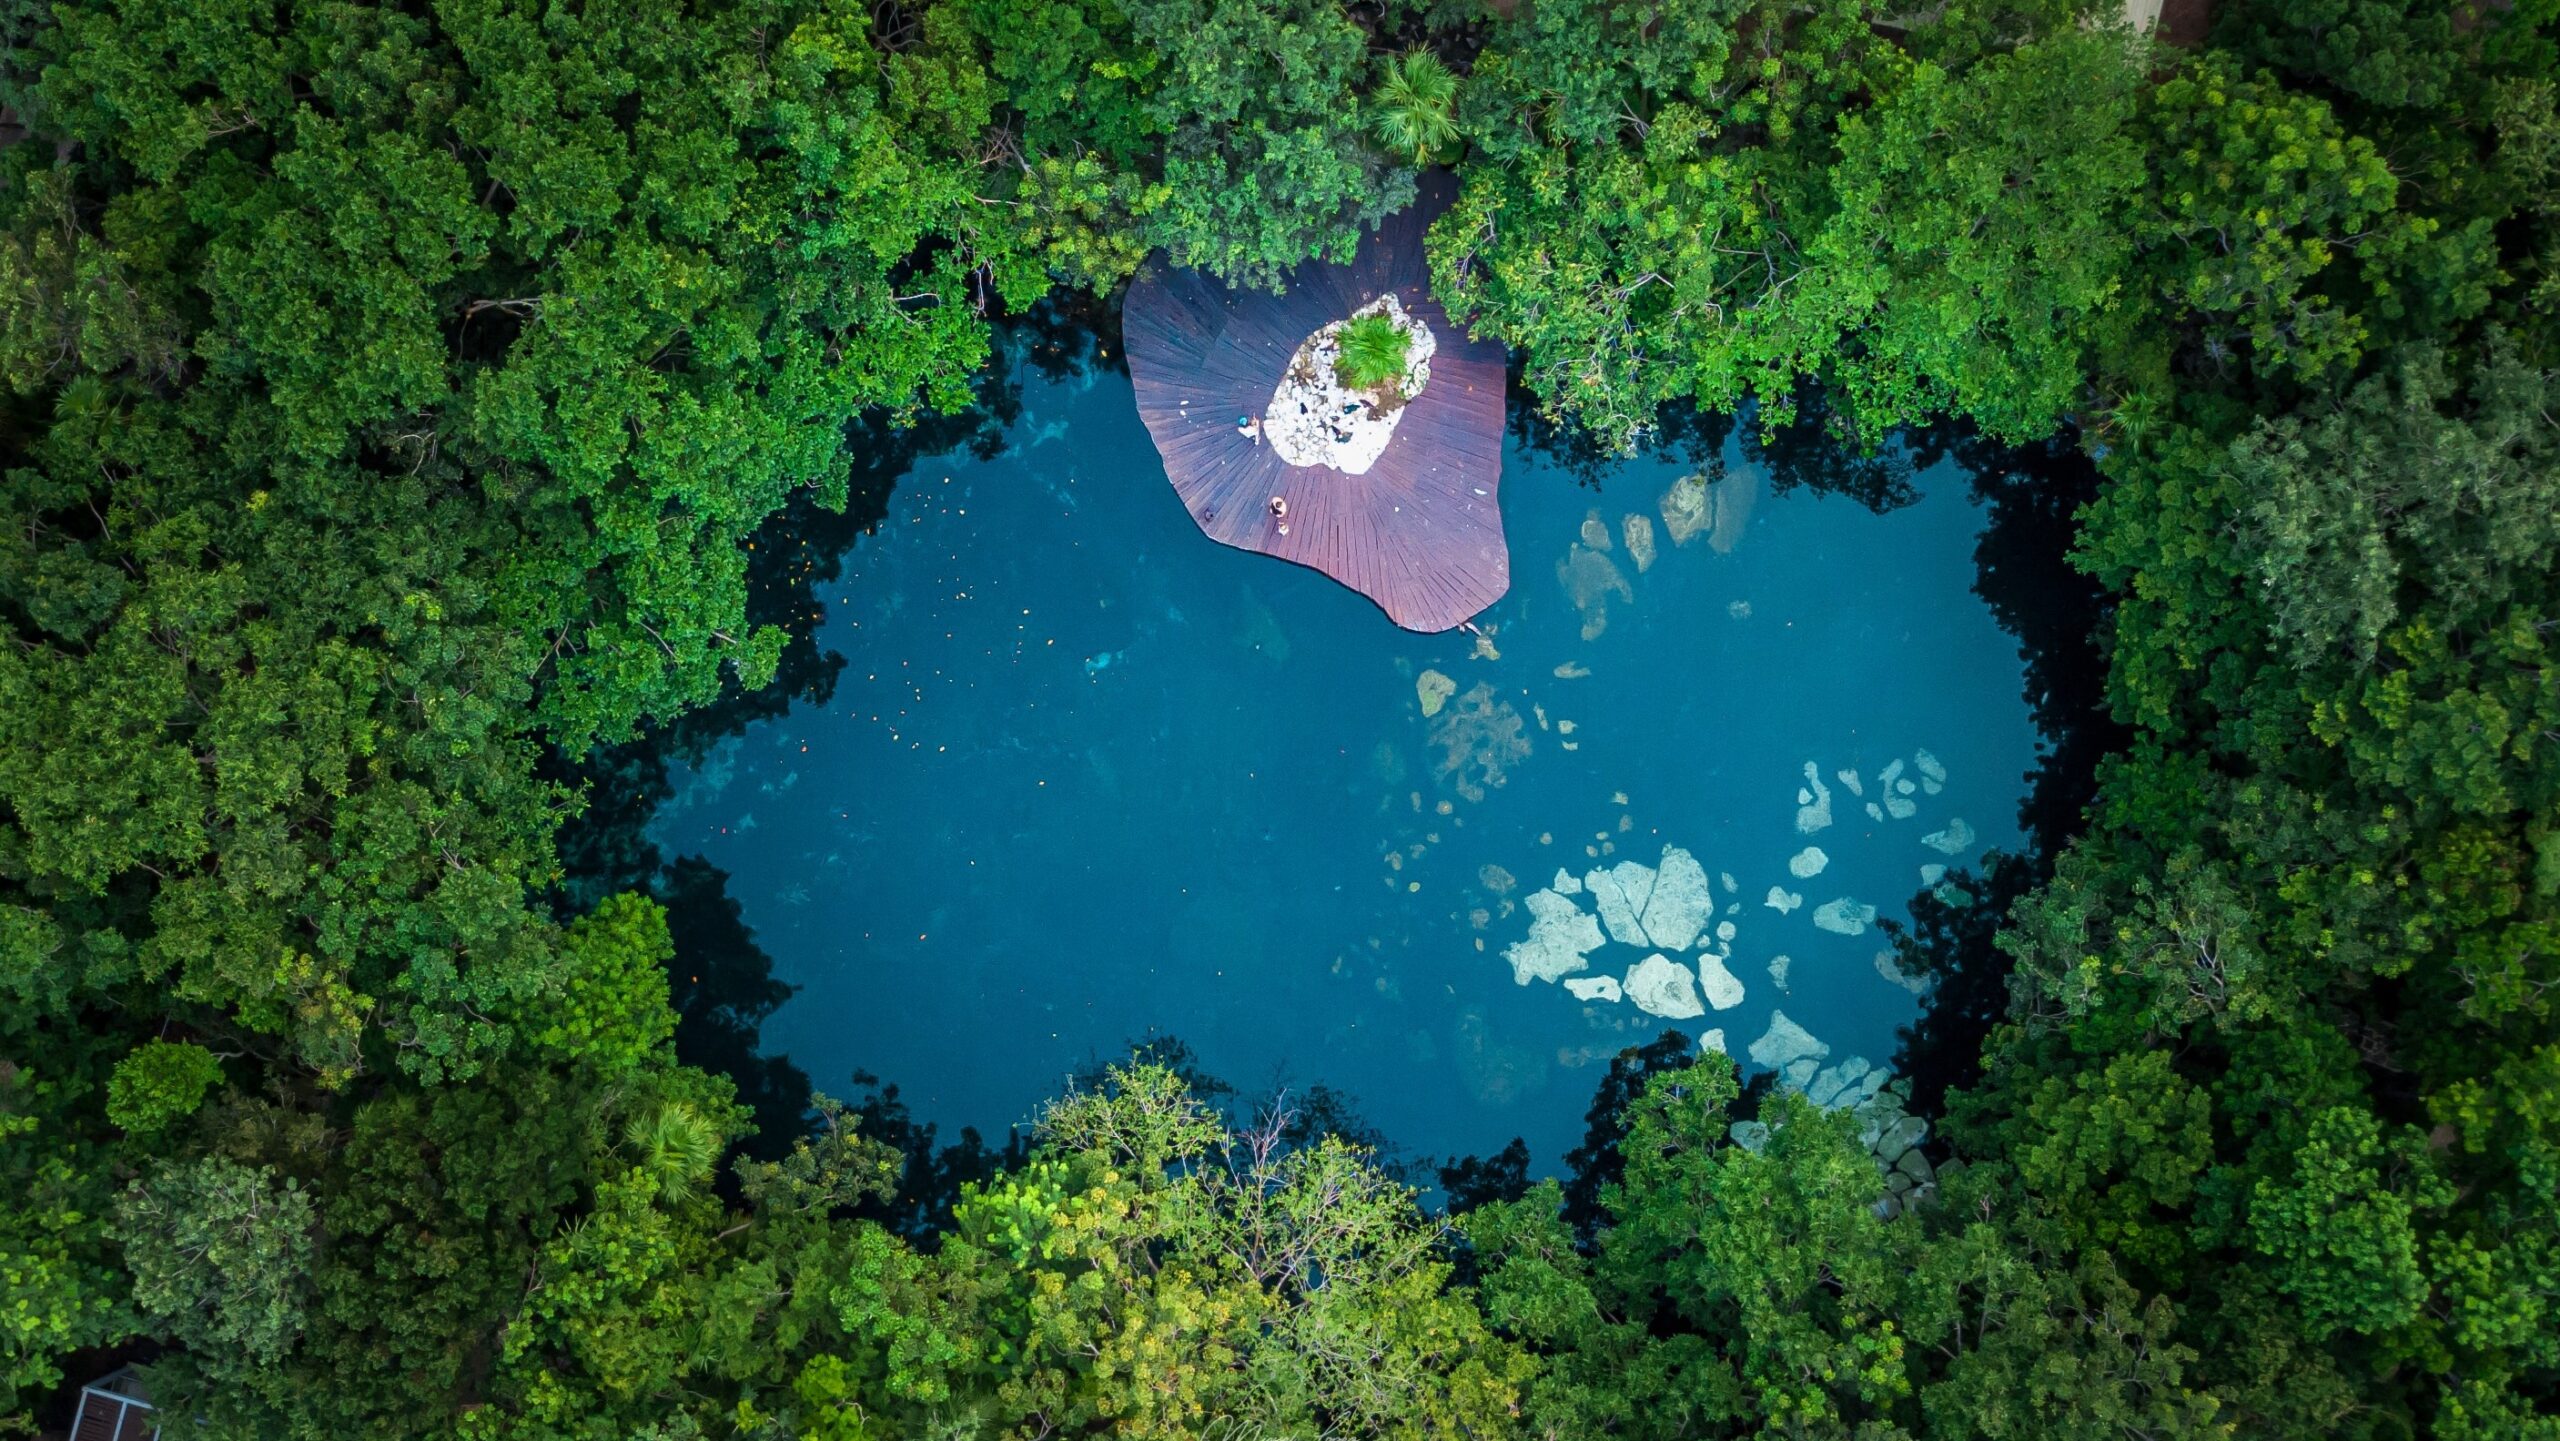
[{"xmin": 649, "ymin": 335, "xmax": 2043, "ymax": 1167}]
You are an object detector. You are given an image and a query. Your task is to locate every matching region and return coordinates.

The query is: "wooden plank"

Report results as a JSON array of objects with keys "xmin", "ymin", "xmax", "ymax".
[{"xmin": 1122, "ymin": 171, "xmax": 1509, "ymax": 632}]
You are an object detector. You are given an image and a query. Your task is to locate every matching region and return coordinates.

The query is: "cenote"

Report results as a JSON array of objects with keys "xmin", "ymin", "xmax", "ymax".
[{"xmin": 600, "ymin": 315, "xmax": 2101, "ymax": 1177}]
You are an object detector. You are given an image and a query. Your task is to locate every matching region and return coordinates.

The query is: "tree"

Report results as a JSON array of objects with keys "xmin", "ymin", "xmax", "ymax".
[
  {"xmin": 1127, "ymin": 0, "xmax": 1416, "ymax": 288},
  {"xmin": 106, "ymin": 1040, "xmax": 226, "ymax": 1135},
  {"xmin": 1370, "ymin": 50, "xmax": 1462, "ymax": 165},
  {"xmin": 114, "ymin": 1158, "xmax": 317, "ymax": 1377}
]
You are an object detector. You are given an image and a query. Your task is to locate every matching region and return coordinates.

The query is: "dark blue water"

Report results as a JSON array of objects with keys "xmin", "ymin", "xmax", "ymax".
[{"xmin": 649, "ymin": 337, "xmax": 2042, "ymax": 1168}]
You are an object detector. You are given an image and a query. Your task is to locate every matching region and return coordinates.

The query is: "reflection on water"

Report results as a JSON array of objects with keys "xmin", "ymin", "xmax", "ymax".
[{"xmin": 596, "ymin": 322, "xmax": 2090, "ymax": 1173}]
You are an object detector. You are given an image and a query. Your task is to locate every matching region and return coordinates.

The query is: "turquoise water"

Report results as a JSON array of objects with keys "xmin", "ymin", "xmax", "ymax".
[{"xmin": 647, "ymin": 335, "xmax": 2044, "ymax": 1169}]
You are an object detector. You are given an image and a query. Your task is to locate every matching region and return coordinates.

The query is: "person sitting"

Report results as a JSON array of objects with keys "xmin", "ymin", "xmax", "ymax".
[{"xmin": 1236, "ymin": 413, "xmax": 1262, "ymax": 445}]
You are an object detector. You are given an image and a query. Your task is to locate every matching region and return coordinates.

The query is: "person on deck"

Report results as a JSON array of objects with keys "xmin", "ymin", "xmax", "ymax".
[{"xmin": 1237, "ymin": 413, "xmax": 1262, "ymax": 445}]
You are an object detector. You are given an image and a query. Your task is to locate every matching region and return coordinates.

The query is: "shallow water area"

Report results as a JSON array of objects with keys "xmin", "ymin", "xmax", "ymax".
[{"xmin": 649, "ymin": 335, "xmax": 2042, "ymax": 1168}]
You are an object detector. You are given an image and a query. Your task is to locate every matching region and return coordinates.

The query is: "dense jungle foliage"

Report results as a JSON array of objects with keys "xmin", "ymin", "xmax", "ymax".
[{"xmin": 2, "ymin": 0, "xmax": 2557, "ymax": 1435}]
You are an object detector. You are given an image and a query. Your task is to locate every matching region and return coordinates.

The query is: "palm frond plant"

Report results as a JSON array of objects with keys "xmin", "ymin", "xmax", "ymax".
[
  {"xmin": 1369, "ymin": 50, "xmax": 1460, "ymax": 165},
  {"xmin": 1334, "ymin": 314, "xmax": 1412, "ymax": 392}
]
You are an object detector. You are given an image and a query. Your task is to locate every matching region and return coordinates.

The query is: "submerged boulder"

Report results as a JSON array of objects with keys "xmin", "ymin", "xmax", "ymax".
[
  {"xmin": 1794, "ymin": 762, "xmax": 1833, "ymax": 834},
  {"xmin": 1697, "ymin": 953, "xmax": 1745, "ymax": 1011},
  {"xmin": 1416, "ymin": 668, "xmax": 1456, "ymax": 717},
  {"xmin": 1430, "ymin": 683, "xmax": 1530, "ymax": 803},
  {"xmin": 1638, "ymin": 846, "xmax": 1715, "ymax": 950},
  {"xmin": 1921, "ymin": 817, "xmax": 1977, "ymax": 856},
  {"xmin": 1788, "ymin": 846, "xmax": 1830, "ymax": 879},
  {"xmin": 1623, "ymin": 513, "xmax": 1658, "ymax": 572},
  {"xmin": 1559, "ymin": 544, "xmax": 1634, "ymax": 641},
  {"xmin": 1661, "ymin": 473, "xmax": 1712, "ymax": 545},
  {"xmin": 1503, "ymin": 888, "xmax": 1604, "ymax": 985},
  {"xmin": 1625, "ymin": 953, "xmax": 1705, "ymax": 1019},
  {"xmin": 1564, "ymin": 975, "xmax": 1621, "ymax": 1003},
  {"xmin": 1875, "ymin": 949, "xmax": 1928, "ymax": 995},
  {"xmin": 1812, "ymin": 898, "xmax": 1878, "ymax": 936},
  {"xmin": 1585, "ymin": 860, "xmax": 1657, "ymax": 947},
  {"xmin": 1748, "ymin": 1010, "xmax": 1830, "ymax": 1071}
]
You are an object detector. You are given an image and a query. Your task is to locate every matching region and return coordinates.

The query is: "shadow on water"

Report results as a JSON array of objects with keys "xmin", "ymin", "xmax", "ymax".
[
  {"xmin": 1876, "ymin": 432, "xmax": 2127, "ymax": 1120},
  {"xmin": 1504, "ymin": 377, "xmax": 1929, "ymax": 513},
  {"xmin": 545, "ymin": 308, "xmax": 1112, "ymax": 1156}
]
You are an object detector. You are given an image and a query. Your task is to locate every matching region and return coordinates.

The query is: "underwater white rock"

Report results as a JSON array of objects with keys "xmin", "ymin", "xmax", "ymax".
[
  {"xmin": 1884, "ymin": 794, "xmax": 1917, "ymax": 820},
  {"xmin": 1795, "ymin": 762, "xmax": 1833, "ymax": 834},
  {"xmin": 1714, "ymin": 920, "xmax": 1737, "ymax": 943},
  {"xmin": 1579, "ymin": 512, "xmax": 1613, "ymax": 552},
  {"xmin": 1702, "ymin": 1028, "xmax": 1727, "ymax": 1055},
  {"xmin": 1697, "ymin": 953, "xmax": 1745, "ymax": 1011},
  {"xmin": 1765, "ymin": 886, "xmax": 1802, "ymax": 915},
  {"xmin": 1784, "ymin": 1057, "xmax": 1822, "ymax": 1088},
  {"xmin": 1915, "ymin": 748, "xmax": 1946, "ymax": 795},
  {"xmin": 1865, "ymin": 801, "xmax": 1886, "ymax": 822},
  {"xmin": 1875, "ymin": 949, "xmax": 1928, "ymax": 994},
  {"xmin": 1919, "ymin": 863, "xmax": 1946, "ymax": 885},
  {"xmin": 1921, "ymin": 817, "xmax": 1977, "ymax": 856},
  {"xmin": 1564, "ymin": 976, "xmax": 1622, "ymax": 1003},
  {"xmin": 1553, "ymin": 867, "xmax": 1583, "ymax": 895},
  {"xmin": 1837, "ymin": 768, "xmax": 1864, "ymax": 797},
  {"xmin": 1585, "ymin": 861, "xmax": 1656, "ymax": 947},
  {"xmin": 1812, "ymin": 898, "xmax": 1878, "ymax": 936},
  {"xmin": 1788, "ymin": 846, "xmax": 1830, "ymax": 879},
  {"xmin": 1768, "ymin": 954, "xmax": 1792, "ymax": 991},
  {"xmin": 1503, "ymin": 888, "xmax": 1605, "ymax": 985},
  {"xmin": 1625, "ymin": 953, "xmax": 1705, "ymax": 1019},
  {"xmin": 1729, "ymin": 1119, "xmax": 1770, "ymax": 1153},
  {"xmin": 1638, "ymin": 847, "xmax": 1715, "ymax": 951},
  {"xmin": 1720, "ymin": 871, "xmax": 1738, "ymax": 894},
  {"xmin": 1748, "ymin": 1010, "xmax": 1831, "ymax": 1071},
  {"xmin": 1879, "ymin": 757, "xmax": 1905, "ymax": 793},
  {"xmin": 1623, "ymin": 513, "xmax": 1657, "ymax": 573}
]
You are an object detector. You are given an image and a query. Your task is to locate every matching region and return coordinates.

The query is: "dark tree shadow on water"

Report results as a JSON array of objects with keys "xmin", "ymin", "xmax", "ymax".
[
  {"xmin": 839, "ymin": 1072, "xmax": 1031, "ymax": 1244},
  {"xmin": 1879, "ymin": 431, "xmax": 2128, "ymax": 1117},
  {"xmin": 544, "ymin": 307, "xmax": 1095, "ymax": 1162},
  {"xmin": 1555, "ymin": 1030, "xmax": 1697, "ymax": 1241},
  {"xmin": 1503, "ymin": 376, "xmax": 1929, "ymax": 514}
]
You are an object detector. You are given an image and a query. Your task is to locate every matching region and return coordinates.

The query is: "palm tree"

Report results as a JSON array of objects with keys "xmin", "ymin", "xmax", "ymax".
[{"xmin": 1369, "ymin": 50, "xmax": 1460, "ymax": 165}]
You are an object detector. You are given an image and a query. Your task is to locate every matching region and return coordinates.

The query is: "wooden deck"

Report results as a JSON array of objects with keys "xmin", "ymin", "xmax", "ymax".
[{"xmin": 1121, "ymin": 172, "xmax": 1510, "ymax": 632}]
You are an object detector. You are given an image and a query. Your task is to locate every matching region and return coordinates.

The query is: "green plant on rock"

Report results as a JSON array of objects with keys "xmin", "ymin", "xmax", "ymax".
[{"xmin": 1334, "ymin": 313, "xmax": 1412, "ymax": 391}]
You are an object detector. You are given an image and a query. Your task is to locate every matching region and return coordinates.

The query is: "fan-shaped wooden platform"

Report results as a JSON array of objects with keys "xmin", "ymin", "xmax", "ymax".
[{"xmin": 1121, "ymin": 172, "xmax": 1509, "ymax": 632}]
